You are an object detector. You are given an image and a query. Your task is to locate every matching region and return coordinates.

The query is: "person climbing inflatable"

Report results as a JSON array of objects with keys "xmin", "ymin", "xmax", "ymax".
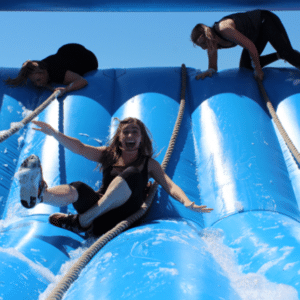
[
  {"xmin": 191, "ymin": 10, "xmax": 300, "ymax": 80},
  {"xmin": 5, "ymin": 43, "xmax": 98, "ymax": 96}
]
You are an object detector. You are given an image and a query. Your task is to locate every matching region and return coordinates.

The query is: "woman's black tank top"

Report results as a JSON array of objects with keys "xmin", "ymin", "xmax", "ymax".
[{"xmin": 213, "ymin": 10, "xmax": 262, "ymax": 49}]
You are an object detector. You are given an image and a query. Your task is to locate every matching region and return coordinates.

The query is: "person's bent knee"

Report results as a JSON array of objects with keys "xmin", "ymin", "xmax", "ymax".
[
  {"xmin": 119, "ymin": 167, "xmax": 142, "ymax": 190},
  {"xmin": 70, "ymin": 181, "xmax": 100, "ymax": 214},
  {"xmin": 119, "ymin": 167, "xmax": 146, "ymax": 198}
]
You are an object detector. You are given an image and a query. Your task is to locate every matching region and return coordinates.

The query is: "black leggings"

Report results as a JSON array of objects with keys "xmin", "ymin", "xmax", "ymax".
[
  {"xmin": 70, "ymin": 167, "xmax": 148, "ymax": 236},
  {"xmin": 240, "ymin": 11, "xmax": 300, "ymax": 69}
]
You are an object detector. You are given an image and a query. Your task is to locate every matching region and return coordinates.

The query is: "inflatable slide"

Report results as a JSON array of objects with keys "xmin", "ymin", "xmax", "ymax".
[{"xmin": 1, "ymin": 66, "xmax": 300, "ymax": 299}]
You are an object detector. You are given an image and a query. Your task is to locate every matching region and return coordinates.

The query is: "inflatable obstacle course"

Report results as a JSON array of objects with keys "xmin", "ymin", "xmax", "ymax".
[{"xmin": 0, "ymin": 67, "xmax": 300, "ymax": 299}]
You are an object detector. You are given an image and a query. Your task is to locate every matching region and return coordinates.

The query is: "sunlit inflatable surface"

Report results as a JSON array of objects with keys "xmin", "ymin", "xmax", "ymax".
[{"xmin": 1, "ymin": 67, "xmax": 300, "ymax": 299}]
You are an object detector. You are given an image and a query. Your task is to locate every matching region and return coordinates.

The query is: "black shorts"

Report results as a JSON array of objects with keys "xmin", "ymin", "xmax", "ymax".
[
  {"xmin": 70, "ymin": 181, "xmax": 101, "ymax": 214},
  {"xmin": 70, "ymin": 167, "xmax": 148, "ymax": 236}
]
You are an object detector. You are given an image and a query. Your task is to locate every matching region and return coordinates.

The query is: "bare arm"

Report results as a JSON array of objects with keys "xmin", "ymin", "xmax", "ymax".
[
  {"xmin": 208, "ymin": 48, "xmax": 218, "ymax": 70},
  {"xmin": 32, "ymin": 120, "xmax": 104, "ymax": 162},
  {"xmin": 196, "ymin": 48, "xmax": 218, "ymax": 80},
  {"xmin": 148, "ymin": 159, "xmax": 213, "ymax": 213},
  {"xmin": 53, "ymin": 70, "xmax": 88, "ymax": 97}
]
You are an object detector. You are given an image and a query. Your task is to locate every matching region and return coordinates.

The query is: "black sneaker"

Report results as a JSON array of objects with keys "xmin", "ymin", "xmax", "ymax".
[
  {"xmin": 49, "ymin": 213, "xmax": 92, "ymax": 234},
  {"xmin": 18, "ymin": 154, "xmax": 47, "ymax": 209}
]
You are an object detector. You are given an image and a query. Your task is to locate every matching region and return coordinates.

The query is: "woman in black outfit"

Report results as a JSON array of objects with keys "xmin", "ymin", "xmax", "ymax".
[
  {"xmin": 6, "ymin": 43, "xmax": 98, "ymax": 96},
  {"xmin": 191, "ymin": 10, "xmax": 300, "ymax": 80},
  {"xmin": 18, "ymin": 117, "xmax": 213, "ymax": 236}
]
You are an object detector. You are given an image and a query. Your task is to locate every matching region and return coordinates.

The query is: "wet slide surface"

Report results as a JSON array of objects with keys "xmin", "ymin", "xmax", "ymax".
[{"xmin": 0, "ymin": 67, "xmax": 300, "ymax": 299}]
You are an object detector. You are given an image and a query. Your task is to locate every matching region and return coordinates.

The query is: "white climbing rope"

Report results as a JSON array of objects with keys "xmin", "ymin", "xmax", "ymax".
[
  {"xmin": 256, "ymin": 78, "xmax": 300, "ymax": 166},
  {"xmin": 0, "ymin": 90, "xmax": 61, "ymax": 144}
]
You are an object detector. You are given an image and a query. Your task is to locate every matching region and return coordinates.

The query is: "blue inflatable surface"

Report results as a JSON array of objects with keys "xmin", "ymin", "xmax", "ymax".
[
  {"xmin": 1, "ymin": 66, "xmax": 300, "ymax": 299},
  {"xmin": 1, "ymin": 0, "xmax": 300, "ymax": 11}
]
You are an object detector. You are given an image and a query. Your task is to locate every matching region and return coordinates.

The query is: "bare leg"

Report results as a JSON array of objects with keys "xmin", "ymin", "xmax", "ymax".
[
  {"xmin": 43, "ymin": 185, "xmax": 79, "ymax": 207},
  {"xmin": 79, "ymin": 176, "xmax": 132, "ymax": 228}
]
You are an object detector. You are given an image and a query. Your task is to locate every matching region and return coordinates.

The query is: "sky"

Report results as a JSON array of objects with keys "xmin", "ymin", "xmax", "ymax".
[{"xmin": 0, "ymin": 10, "xmax": 299, "ymax": 73}]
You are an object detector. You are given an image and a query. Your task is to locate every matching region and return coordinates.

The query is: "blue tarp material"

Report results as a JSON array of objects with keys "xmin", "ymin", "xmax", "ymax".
[{"xmin": 0, "ymin": 67, "xmax": 300, "ymax": 299}]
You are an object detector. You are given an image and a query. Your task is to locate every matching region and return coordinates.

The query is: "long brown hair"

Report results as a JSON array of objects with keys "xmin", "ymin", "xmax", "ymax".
[
  {"xmin": 99, "ymin": 117, "xmax": 154, "ymax": 170},
  {"xmin": 191, "ymin": 24, "xmax": 218, "ymax": 51},
  {"xmin": 5, "ymin": 60, "xmax": 46, "ymax": 86}
]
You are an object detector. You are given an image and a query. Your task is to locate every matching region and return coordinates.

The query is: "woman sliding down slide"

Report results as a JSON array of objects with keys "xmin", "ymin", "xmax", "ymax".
[{"xmin": 18, "ymin": 117, "xmax": 213, "ymax": 236}]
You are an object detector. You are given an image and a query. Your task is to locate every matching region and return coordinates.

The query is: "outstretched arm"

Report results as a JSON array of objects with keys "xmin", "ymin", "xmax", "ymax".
[
  {"xmin": 32, "ymin": 120, "xmax": 105, "ymax": 162},
  {"xmin": 148, "ymin": 158, "xmax": 213, "ymax": 213}
]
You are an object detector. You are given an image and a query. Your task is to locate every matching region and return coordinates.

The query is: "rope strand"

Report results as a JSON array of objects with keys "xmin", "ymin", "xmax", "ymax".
[
  {"xmin": 256, "ymin": 78, "xmax": 300, "ymax": 166},
  {"xmin": 0, "ymin": 90, "xmax": 61, "ymax": 144}
]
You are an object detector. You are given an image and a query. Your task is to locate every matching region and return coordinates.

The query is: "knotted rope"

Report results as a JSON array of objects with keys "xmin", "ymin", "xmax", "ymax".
[{"xmin": 46, "ymin": 64, "xmax": 187, "ymax": 300}]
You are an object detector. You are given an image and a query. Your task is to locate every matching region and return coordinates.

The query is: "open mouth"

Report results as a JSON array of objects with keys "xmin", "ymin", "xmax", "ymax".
[{"xmin": 125, "ymin": 141, "xmax": 136, "ymax": 149}]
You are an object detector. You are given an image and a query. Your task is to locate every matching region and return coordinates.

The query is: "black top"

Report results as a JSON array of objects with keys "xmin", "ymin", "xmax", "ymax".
[
  {"xmin": 98, "ymin": 156, "xmax": 149, "ymax": 195},
  {"xmin": 213, "ymin": 10, "xmax": 263, "ymax": 49},
  {"xmin": 41, "ymin": 43, "xmax": 98, "ymax": 84},
  {"xmin": 92, "ymin": 156, "xmax": 150, "ymax": 236}
]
